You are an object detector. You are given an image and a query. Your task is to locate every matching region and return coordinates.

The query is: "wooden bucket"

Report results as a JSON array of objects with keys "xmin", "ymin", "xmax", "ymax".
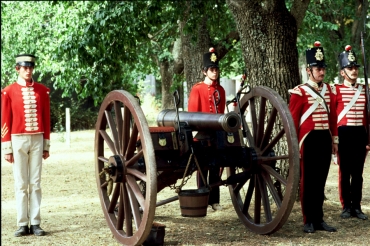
[{"xmin": 178, "ymin": 188, "xmax": 210, "ymax": 217}]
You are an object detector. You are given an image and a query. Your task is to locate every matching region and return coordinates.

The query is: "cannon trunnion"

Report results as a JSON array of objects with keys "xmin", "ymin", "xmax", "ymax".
[{"xmin": 95, "ymin": 87, "xmax": 299, "ymax": 245}]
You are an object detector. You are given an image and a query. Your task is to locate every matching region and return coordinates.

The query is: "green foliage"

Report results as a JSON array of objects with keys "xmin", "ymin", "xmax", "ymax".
[
  {"xmin": 297, "ymin": 0, "xmax": 369, "ymax": 83},
  {"xmin": 41, "ymin": 77, "xmax": 99, "ymax": 132},
  {"xmin": 1, "ymin": 1, "xmax": 171, "ymax": 105},
  {"xmin": 220, "ymin": 42, "xmax": 244, "ymax": 79},
  {"xmin": 2, "ymin": 0, "xmax": 368, "ymax": 110}
]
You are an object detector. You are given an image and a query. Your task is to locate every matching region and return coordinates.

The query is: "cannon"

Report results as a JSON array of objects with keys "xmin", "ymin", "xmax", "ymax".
[{"xmin": 94, "ymin": 85, "xmax": 300, "ymax": 245}]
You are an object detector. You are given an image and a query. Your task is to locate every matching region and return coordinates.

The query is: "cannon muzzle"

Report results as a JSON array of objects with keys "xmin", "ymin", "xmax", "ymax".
[{"xmin": 157, "ymin": 110, "xmax": 241, "ymax": 132}]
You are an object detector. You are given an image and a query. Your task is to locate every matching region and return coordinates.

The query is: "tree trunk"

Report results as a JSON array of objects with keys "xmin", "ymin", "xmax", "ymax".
[
  {"xmin": 226, "ymin": 0, "xmax": 301, "ymax": 102},
  {"xmin": 351, "ymin": 0, "xmax": 369, "ymax": 45},
  {"xmin": 159, "ymin": 59, "xmax": 175, "ymax": 109},
  {"xmin": 180, "ymin": 14, "xmax": 212, "ymax": 104}
]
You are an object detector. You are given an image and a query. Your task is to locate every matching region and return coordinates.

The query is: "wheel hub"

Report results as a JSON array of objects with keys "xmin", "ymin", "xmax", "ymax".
[{"xmin": 108, "ymin": 155, "xmax": 125, "ymax": 182}]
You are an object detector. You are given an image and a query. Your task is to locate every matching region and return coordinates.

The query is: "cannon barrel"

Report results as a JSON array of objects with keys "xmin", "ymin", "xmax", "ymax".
[{"xmin": 157, "ymin": 109, "xmax": 241, "ymax": 132}]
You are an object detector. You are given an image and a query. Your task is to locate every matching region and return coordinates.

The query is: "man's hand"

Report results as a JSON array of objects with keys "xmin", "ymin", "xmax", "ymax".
[
  {"xmin": 4, "ymin": 153, "xmax": 14, "ymax": 163},
  {"xmin": 332, "ymin": 143, "xmax": 338, "ymax": 154},
  {"xmin": 43, "ymin": 151, "xmax": 50, "ymax": 160}
]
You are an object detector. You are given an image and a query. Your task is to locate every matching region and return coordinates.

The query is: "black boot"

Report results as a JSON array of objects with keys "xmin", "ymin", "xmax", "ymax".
[
  {"xmin": 352, "ymin": 209, "xmax": 368, "ymax": 220},
  {"xmin": 14, "ymin": 226, "xmax": 29, "ymax": 237},
  {"xmin": 30, "ymin": 225, "xmax": 45, "ymax": 236}
]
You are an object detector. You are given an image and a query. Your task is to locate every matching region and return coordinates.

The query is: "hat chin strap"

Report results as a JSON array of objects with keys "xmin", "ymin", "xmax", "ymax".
[
  {"xmin": 309, "ymin": 67, "xmax": 319, "ymax": 82},
  {"xmin": 343, "ymin": 69, "xmax": 355, "ymax": 81},
  {"xmin": 310, "ymin": 66, "xmax": 322, "ymax": 82}
]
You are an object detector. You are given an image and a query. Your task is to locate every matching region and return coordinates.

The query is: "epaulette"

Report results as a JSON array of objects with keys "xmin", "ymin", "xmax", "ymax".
[{"xmin": 288, "ymin": 85, "xmax": 303, "ymax": 96}]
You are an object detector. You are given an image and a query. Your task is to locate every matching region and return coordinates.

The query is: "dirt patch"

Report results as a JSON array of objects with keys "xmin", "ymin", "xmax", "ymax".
[{"xmin": 1, "ymin": 130, "xmax": 369, "ymax": 245}]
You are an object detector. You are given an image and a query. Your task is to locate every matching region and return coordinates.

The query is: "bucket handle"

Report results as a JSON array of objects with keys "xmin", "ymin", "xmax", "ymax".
[{"xmin": 175, "ymin": 147, "xmax": 209, "ymax": 193}]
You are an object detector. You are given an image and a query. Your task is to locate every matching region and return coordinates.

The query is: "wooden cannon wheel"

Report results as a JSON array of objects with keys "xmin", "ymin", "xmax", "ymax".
[
  {"xmin": 95, "ymin": 90, "xmax": 157, "ymax": 245},
  {"xmin": 227, "ymin": 86, "xmax": 300, "ymax": 235}
]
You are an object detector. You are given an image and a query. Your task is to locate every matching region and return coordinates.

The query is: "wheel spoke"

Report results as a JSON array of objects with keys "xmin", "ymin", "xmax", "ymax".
[
  {"xmin": 122, "ymin": 106, "xmax": 131, "ymax": 156},
  {"xmin": 261, "ymin": 169, "xmax": 282, "ymax": 208},
  {"xmin": 98, "ymin": 156, "xmax": 109, "ymax": 163},
  {"xmin": 261, "ymin": 129, "xmax": 285, "ymax": 156},
  {"xmin": 99, "ymin": 130, "xmax": 117, "ymax": 155},
  {"xmin": 256, "ymin": 97, "xmax": 266, "ymax": 147},
  {"xmin": 242, "ymin": 175, "xmax": 255, "ymax": 215},
  {"xmin": 127, "ymin": 167, "xmax": 147, "ymax": 182},
  {"xmin": 126, "ymin": 182, "xmax": 141, "ymax": 229},
  {"xmin": 257, "ymin": 174, "xmax": 272, "ymax": 223},
  {"xmin": 108, "ymin": 183, "xmax": 120, "ymax": 213},
  {"xmin": 122, "ymin": 183, "xmax": 133, "ymax": 236},
  {"xmin": 233, "ymin": 180, "xmax": 247, "ymax": 195},
  {"xmin": 116, "ymin": 184, "xmax": 124, "ymax": 230},
  {"xmin": 126, "ymin": 176, "xmax": 145, "ymax": 210},
  {"xmin": 249, "ymin": 98, "xmax": 257, "ymax": 145},
  {"xmin": 260, "ymin": 107, "xmax": 277, "ymax": 150},
  {"xmin": 114, "ymin": 101, "xmax": 123, "ymax": 153},
  {"xmin": 125, "ymin": 149, "xmax": 143, "ymax": 167},
  {"xmin": 254, "ymin": 175, "xmax": 261, "ymax": 224},
  {"xmin": 126, "ymin": 123, "xmax": 138, "ymax": 160},
  {"xmin": 105, "ymin": 110, "xmax": 120, "ymax": 154},
  {"xmin": 261, "ymin": 164, "xmax": 287, "ymax": 186}
]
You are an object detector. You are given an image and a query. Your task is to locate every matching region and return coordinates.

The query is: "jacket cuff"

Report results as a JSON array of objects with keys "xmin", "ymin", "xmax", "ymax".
[
  {"xmin": 43, "ymin": 139, "xmax": 50, "ymax": 152},
  {"xmin": 1, "ymin": 141, "xmax": 13, "ymax": 154},
  {"xmin": 332, "ymin": 136, "xmax": 339, "ymax": 144}
]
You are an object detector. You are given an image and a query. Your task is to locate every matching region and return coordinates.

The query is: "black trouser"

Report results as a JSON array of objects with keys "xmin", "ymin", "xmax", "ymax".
[
  {"xmin": 338, "ymin": 125, "xmax": 367, "ymax": 210},
  {"xmin": 197, "ymin": 165, "xmax": 220, "ymax": 205},
  {"xmin": 300, "ymin": 130, "xmax": 332, "ymax": 224}
]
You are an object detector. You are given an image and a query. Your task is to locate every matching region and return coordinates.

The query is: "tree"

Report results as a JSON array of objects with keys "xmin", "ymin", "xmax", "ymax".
[
  {"xmin": 2, "ymin": 0, "xmax": 368, "ymax": 109},
  {"xmin": 225, "ymin": 0, "xmax": 310, "ymax": 101},
  {"xmin": 298, "ymin": 0, "xmax": 370, "ymax": 83}
]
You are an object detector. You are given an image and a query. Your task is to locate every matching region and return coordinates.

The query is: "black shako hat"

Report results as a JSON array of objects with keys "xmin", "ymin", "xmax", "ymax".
[
  {"xmin": 306, "ymin": 41, "xmax": 327, "ymax": 68},
  {"xmin": 15, "ymin": 54, "xmax": 36, "ymax": 67},
  {"xmin": 338, "ymin": 45, "xmax": 360, "ymax": 69},
  {"xmin": 203, "ymin": 47, "xmax": 219, "ymax": 69}
]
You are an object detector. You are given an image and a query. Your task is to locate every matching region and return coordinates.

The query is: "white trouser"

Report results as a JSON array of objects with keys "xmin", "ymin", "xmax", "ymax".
[{"xmin": 11, "ymin": 134, "xmax": 43, "ymax": 226}]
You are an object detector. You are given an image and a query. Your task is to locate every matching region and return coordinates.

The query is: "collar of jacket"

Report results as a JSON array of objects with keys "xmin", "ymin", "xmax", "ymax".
[
  {"xmin": 343, "ymin": 80, "xmax": 356, "ymax": 87},
  {"xmin": 17, "ymin": 76, "xmax": 34, "ymax": 87},
  {"xmin": 307, "ymin": 79, "xmax": 320, "ymax": 90}
]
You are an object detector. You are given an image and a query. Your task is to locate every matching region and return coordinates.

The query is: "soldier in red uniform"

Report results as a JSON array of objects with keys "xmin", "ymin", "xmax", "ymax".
[
  {"xmin": 188, "ymin": 47, "xmax": 225, "ymax": 211},
  {"xmin": 1, "ymin": 54, "xmax": 51, "ymax": 237},
  {"xmin": 289, "ymin": 42, "xmax": 338, "ymax": 233},
  {"xmin": 335, "ymin": 45, "xmax": 368, "ymax": 220}
]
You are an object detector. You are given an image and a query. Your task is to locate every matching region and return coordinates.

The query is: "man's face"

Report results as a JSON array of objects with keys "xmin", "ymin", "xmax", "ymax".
[
  {"xmin": 341, "ymin": 66, "xmax": 359, "ymax": 82},
  {"xmin": 204, "ymin": 67, "xmax": 219, "ymax": 80},
  {"xmin": 16, "ymin": 66, "xmax": 34, "ymax": 81},
  {"xmin": 307, "ymin": 66, "xmax": 326, "ymax": 82}
]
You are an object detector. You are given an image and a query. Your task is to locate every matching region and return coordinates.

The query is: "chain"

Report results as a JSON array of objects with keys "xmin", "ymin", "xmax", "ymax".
[
  {"xmin": 169, "ymin": 170, "xmax": 193, "ymax": 191},
  {"xmin": 172, "ymin": 152, "xmax": 195, "ymax": 193},
  {"xmin": 170, "ymin": 150, "xmax": 209, "ymax": 193}
]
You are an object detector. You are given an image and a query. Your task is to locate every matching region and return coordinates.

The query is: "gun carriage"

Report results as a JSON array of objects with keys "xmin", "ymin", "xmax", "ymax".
[{"xmin": 95, "ymin": 84, "xmax": 300, "ymax": 245}]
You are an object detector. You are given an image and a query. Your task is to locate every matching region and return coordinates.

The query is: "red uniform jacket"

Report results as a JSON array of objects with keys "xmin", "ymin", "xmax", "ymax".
[
  {"xmin": 188, "ymin": 81, "xmax": 226, "ymax": 113},
  {"xmin": 335, "ymin": 81, "xmax": 367, "ymax": 127},
  {"xmin": 1, "ymin": 81, "xmax": 51, "ymax": 154},
  {"xmin": 289, "ymin": 81, "xmax": 338, "ymax": 150}
]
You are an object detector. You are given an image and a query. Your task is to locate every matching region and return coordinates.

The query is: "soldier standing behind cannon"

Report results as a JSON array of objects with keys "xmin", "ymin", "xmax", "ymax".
[
  {"xmin": 334, "ymin": 45, "xmax": 368, "ymax": 220},
  {"xmin": 1, "ymin": 54, "xmax": 51, "ymax": 237},
  {"xmin": 288, "ymin": 41, "xmax": 338, "ymax": 233},
  {"xmin": 187, "ymin": 47, "xmax": 226, "ymax": 211}
]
